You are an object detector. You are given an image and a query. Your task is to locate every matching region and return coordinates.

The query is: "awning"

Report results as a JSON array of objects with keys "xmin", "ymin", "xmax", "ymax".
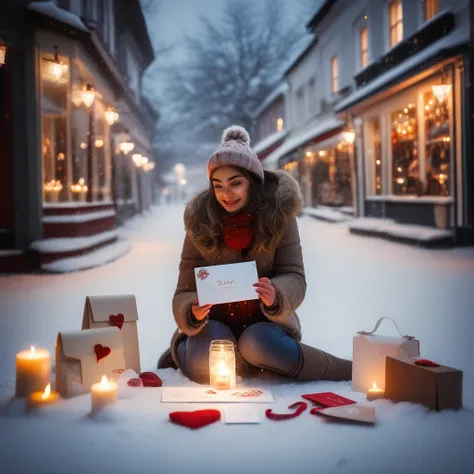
[
  {"xmin": 336, "ymin": 23, "xmax": 469, "ymax": 113},
  {"xmin": 253, "ymin": 129, "xmax": 288, "ymax": 156},
  {"xmin": 263, "ymin": 116, "xmax": 343, "ymax": 169}
]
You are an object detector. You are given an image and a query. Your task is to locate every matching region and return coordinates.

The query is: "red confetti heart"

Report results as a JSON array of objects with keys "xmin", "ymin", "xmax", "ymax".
[
  {"xmin": 169, "ymin": 409, "xmax": 221, "ymax": 429},
  {"xmin": 139, "ymin": 372, "xmax": 162, "ymax": 387},
  {"xmin": 109, "ymin": 314, "xmax": 125, "ymax": 329},
  {"xmin": 127, "ymin": 378, "xmax": 142, "ymax": 387},
  {"xmin": 94, "ymin": 344, "xmax": 111, "ymax": 363},
  {"xmin": 415, "ymin": 359, "xmax": 440, "ymax": 367}
]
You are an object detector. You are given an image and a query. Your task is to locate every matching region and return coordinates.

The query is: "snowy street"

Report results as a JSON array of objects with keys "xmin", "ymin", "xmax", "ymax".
[{"xmin": 1, "ymin": 205, "xmax": 474, "ymax": 474}]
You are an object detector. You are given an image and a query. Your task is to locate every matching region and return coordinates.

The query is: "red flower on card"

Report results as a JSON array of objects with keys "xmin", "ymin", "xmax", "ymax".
[{"xmin": 197, "ymin": 268, "xmax": 210, "ymax": 280}]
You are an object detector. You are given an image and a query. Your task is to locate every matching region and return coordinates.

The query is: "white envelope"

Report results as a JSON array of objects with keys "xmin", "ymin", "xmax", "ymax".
[
  {"xmin": 55, "ymin": 327, "xmax": 126, "ymax": 398},
  {"xmin": 194, "ymin": 261, "xmax": 259, "ymax": 305}
]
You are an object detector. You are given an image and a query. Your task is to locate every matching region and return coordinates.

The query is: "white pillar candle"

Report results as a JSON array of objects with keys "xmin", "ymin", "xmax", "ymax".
[
  {"xmin": 15, "ymin": 346, "xmax": 51, "ymax": 398},
  {"xmin": 91, "ymin": 375, "xmax": 117, "ymax": 413}
]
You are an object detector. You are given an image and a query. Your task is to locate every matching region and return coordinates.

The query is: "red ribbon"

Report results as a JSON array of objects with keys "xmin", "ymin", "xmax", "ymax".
[{"xmin": 265, "ymin": 401, "xmax": 307, "ymax": 421}]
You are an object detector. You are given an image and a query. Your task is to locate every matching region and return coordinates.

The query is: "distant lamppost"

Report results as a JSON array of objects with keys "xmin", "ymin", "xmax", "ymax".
[
  {"xmin": 174, "ymin": 163, "xmax": 186, "ymax": 201},
  {"xmin": 105, "ymin": 106, "xmax": 119, "ymax": 208},
  {"xmin": 0, "ymin": 38, "xmax": 7, "ymax": 68},
  {"xmin": 119, "ymin": 138, "xmax": 134, "ymax": 205},
  {"xmin": 82, "ymin": 84, "xmax": 96, "ymax": 202}
]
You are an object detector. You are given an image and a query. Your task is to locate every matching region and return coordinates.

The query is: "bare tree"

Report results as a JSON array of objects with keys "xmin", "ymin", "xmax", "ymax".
[{"xmin": 158, "ymin": 0, "xmax": 306, "ymax": 165}]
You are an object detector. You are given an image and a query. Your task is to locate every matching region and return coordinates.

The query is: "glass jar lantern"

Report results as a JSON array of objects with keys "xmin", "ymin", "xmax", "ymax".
[{"xmin": 209, "ymin": 340, "xmax": 236, "ymax": 390}]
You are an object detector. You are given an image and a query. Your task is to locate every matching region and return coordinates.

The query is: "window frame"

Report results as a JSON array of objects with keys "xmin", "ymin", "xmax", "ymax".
[
  {"xmin": 361, "ymin": 71, "xmax": 454, "ymax": 200},
  {"xmin": 388, "ymin": 0, "xmax": 403, "ymax": 49}
]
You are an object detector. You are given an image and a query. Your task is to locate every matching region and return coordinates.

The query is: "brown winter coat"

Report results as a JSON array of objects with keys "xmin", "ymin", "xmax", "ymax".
[{"xmin": 169, "ymin": 169, "xmax": 306, "ymax": 366}]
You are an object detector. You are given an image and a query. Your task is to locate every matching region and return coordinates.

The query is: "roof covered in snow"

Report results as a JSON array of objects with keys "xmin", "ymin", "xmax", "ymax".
[
  {"xmin": 251, "ymin": 82, "xmax": 289, "ymax": 118},
  {"xmin": 336, "ymin": 22, "xmax": 469, "ymax": 113},
  {"xmin": 252, "ymin": 129, "xmax": 288, "ymax": 155},
  {"xmin": 263, "ymin": 116, "xmax": 343, "ymax": 168},
  {"xmin": 27, "ymin": 1, "xmax": 90, "ymax": 33}
]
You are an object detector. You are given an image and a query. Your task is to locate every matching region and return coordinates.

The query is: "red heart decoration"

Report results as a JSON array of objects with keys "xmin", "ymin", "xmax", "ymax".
[
  {"xmin": 127, "ymin": 378, "xmax": 142, "ymax": 387},
  {"xmin": 94, "ymin": 344, "xmax": 111, "ymax": 362},
  {"xmin": 109, "ymin": 314, "xmax": 125, "ymax": 329},
  {"xmin": 415, "ymin": 359, "xmax": 440, "ymax": 367},
  {"xmin": 139, "ymin": 372, "xmax": 162, "ymax": 387},
  {"xmin": 169, "ymin": 409, "xmax": 221, "ymax": 429}
]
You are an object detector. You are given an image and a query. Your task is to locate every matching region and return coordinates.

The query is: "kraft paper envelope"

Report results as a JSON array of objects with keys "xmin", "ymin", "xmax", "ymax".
[
  {"xmin": 352, "ymin": 317, "xmax": 420, "ymax": 393},
  {"xmin": 82, "ymin": 294, "xmax": 141, "ymax": 373},
  {"xmin": 55, "ymin": 327, "xmax": 126, "ymax": 398},
  {"xmin": 194, "ymin": 261, "xmax": 259, "ymax": 305}
]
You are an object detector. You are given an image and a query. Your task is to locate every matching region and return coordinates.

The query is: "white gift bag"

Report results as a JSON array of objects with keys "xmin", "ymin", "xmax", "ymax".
[{"xmin": 352, "ymin": 317, "xmax": 420, "ymax": 393}]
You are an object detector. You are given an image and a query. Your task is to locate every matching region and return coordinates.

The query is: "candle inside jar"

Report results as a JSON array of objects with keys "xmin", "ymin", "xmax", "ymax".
[
  {"xmin": 16, "ymin": 346, "xmax": 51, "ymax": 398},
  {"xmin": 215, "ymin": 360, "xmax": 230, "ymax": 390},
  {"xmin": 28, "ymin": 383, "xmax": 60, "ymax": 408},
  {"xmin": 91, "ymin": 375, "xmax": 117, "ymax": 413},
  {"xmin": 366, "ymin": 381, "xmax": 385, "ymax": 401}
]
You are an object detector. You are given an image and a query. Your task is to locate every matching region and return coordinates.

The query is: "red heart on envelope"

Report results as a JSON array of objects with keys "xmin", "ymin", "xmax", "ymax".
[
  {"xmin": 109, "ymin": 314, "xmax": 125, "ymax": 329},
  {"xmin": 169, "ymin": 409, "xmax": 221, "ymax": 429},
  {"xmin": 139, "ymin": 372, "xmax": 162, "ymax": 387},
  {"xmin": 94, "ymin": 344, "xmax": 111, "ymax": 362}
]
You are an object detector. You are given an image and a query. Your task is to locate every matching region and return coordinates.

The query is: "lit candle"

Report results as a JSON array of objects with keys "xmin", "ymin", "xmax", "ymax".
[
  {"xmin": 215, "ymin": 360, "xmax": 230, "ymax": 390},
  {"xmin": 15, "ymin": 346, "xmax": 51, "ymax": 398},
  {"xmin": 28, "ymin": 383, "xmax": 60, "ymax": 408},
  {"xmin": 91, "ymin": 375, "xmax": 117, "ymax": 413},
  {"xmin": 366, "ymin": 381, "xmax": 385, "ymax": 401}
]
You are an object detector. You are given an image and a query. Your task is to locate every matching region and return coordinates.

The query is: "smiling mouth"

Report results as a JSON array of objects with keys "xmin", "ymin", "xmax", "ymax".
[{"xmin": 223, "ymin": 200, "xmax": 240, "ymax": 206}]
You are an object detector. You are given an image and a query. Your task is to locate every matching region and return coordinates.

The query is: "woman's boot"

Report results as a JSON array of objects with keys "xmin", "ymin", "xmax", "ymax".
[{"xmin": 295, "ymin": 343, "xmax": 352, "ymax": 381}]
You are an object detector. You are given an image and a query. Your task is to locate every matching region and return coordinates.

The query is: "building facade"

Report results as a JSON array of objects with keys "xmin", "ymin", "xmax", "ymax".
[
  {"xmin": 0, "ymin": 0, "xmax": 158, "ymax": 272},
  {"xmin": 253, "ymin": 0, "xmax": 473, "ymax": 246}
]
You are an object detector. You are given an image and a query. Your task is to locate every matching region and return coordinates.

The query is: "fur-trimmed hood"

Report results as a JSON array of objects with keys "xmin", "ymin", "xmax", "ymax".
[{"xmin": 184, "ymin": 169, "xmax": 303, "ymax": 233}]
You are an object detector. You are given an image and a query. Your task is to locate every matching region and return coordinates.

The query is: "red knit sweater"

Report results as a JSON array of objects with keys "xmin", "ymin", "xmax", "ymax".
[{"xmin": 210, "ymin": 210, "xmax": 265, "ymax": 336}]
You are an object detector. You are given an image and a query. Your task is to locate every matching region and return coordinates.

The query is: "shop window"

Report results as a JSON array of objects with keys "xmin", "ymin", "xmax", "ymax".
[
  {"xmin": 40, "ymin": 56, "xmax": 70, "ymax": 203},
  {"xmin": 331, "ymin": 57, "xmax": 338, "ymax": 94},
  {"xmin": 360, "ymin": 27, "xmax": 369, "ymax": 69},
  {"xmin": 391, "ymin": 102, "xmax": 419, "ymax": 195},
  {"xmin": 389, "ymin": 0, "xmax": 403, "ymax": 48},
  {"xmin": 424, "ymin": 0, "xmax": 438, "ymax": 21},
  {"xmin": 367, "ymin": 117, "xmax": 382, "ymax": 195},
  {"xmin": 423, "ymin": 90, "xmax": 450, "ymax": 196}
]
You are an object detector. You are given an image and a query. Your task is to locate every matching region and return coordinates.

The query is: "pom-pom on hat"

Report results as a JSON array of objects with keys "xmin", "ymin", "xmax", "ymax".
[{"xmin": 207, "ymin": 125, "xmax": 264, "ymax": 182}]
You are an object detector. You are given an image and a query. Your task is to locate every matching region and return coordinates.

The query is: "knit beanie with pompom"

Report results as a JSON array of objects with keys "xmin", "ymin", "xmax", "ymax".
[{"xmin": 206, "ymin": 125, "xmax": 264, "ymax": 182}]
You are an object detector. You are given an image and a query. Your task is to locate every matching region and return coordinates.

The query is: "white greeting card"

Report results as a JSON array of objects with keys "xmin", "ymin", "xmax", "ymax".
[
  {"xmin": 161, "ymin": 387, "xmax": 274, "ymax": 403},
  {"xmin": 224, "ymin": 406, "xmax": 261, "ymax": 424},
  {"xmin": 194, "ymin": 261, "xmax": 259, "ymax": 305}
]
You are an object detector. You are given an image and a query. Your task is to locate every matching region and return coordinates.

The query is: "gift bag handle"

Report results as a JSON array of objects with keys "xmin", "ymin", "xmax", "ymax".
[{"xmin": 357, "ymin": 317, "xmax": 415, "ymax": 340}]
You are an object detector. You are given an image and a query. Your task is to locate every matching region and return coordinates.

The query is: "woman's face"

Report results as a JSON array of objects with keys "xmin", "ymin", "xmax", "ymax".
[{"xmin": 211, "ymin": 166, "xmax": 250, "ymax": 213}]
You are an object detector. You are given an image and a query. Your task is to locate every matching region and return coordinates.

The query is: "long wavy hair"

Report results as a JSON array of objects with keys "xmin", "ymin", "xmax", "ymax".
[{"xmin": 184, "ymin": 167, "xmax": 289, "ymax": 255}]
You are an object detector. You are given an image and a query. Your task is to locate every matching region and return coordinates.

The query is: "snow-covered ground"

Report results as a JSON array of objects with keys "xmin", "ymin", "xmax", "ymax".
[{"xmin": 1, "ymin": 204, "xmax": 473, "ymax": 474}]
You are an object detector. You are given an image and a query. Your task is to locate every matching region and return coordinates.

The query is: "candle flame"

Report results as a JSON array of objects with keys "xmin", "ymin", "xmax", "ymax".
[
  {"xmin": 30, "ymin": 346, "xmax": 36, "ymax": 354},
  {"xmin": 42, "ymin": 384, "xmax": 51, "ymax": 399},
  {"xmin": 372, "ymin": 381, "xmax": 378, "ymax": 389},
  {"xmin": 100, "ymin": 375, "xmax": 109, "ymax": 386},
  {"xmin": 217, "ymin": 360, "xmax": 230, "ymax": 376}
]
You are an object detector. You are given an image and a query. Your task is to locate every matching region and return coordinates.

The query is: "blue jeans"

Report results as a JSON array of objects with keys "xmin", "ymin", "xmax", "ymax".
[{"xmin": 177, "ymin": 320, "xmax": 302, "ymax": 383}]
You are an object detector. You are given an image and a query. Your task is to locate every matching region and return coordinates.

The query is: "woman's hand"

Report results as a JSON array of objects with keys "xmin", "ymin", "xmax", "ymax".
[
  {"xmin": 253, "ymin": 277, "xmax": 276, "ymax": 307},
  {"xmin": 191, "ymin": 297, "xmax": 212, "ymax": 321}
]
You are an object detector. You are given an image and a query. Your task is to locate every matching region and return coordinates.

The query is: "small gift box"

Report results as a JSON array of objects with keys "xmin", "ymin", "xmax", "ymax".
[
  {"xmin": 352, "ymin": 317, "xmax": 420, "ymax": 393},
  {"xmin": 55, "ymin": 327, "xmax": 126, "ymax": 398},
  {"xmin": 81, "ymin": 294, "xmax": 141, "ymax": 373},
  {"xmin": 385, "ymin": 356, "xmax": 463, "ymax": 411}
]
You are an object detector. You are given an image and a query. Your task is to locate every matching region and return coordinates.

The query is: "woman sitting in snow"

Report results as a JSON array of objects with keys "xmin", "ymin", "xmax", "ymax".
[{"xmin": 158, "ymin": 125, "xmax": 352, "ymax": 382}]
